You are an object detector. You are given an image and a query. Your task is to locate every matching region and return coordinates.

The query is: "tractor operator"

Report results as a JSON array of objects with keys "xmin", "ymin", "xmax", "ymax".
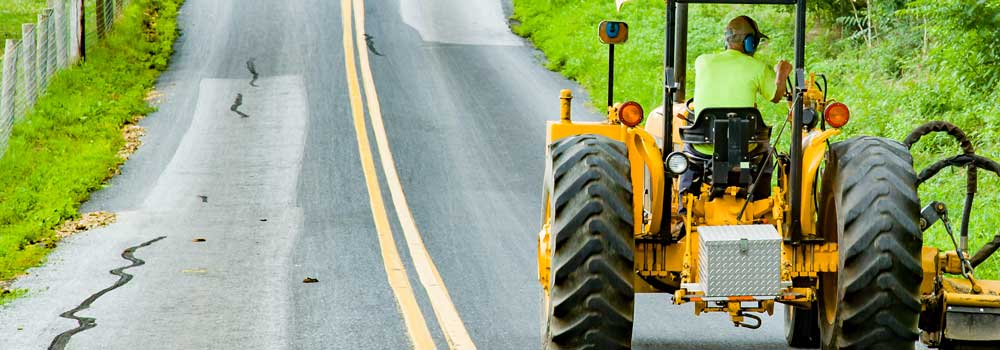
[
  {"xmin": 680, "ymin": 15, "xmax": 792, "ymax": 201},
  {"xmin": 690, "ymin": 15, "xmax": 792, "ymax": 153},
  {"xmin": 679, "ymin": 16, "xmax": 792, "ymax": 211},
  {"xmin": 653, "ymin": 15, "xmax": 793, "ymax": 230}
]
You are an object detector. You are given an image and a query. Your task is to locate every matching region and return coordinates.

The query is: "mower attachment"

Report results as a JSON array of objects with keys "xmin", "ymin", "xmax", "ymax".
[
  {"xmin": 945, "ymin": 306, "xmax": 1000, "ymax": 342},
  {"xmin": 907, "ymin": 121, "xmax": 1000, "ymax": 348}
]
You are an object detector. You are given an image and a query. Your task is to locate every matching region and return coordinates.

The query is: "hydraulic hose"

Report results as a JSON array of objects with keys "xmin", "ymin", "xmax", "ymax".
[
  {"xmin": 971, "ymin": 234, "xmax": 1000, "ymax": 268},
  {"xmin": 906, "ymin": 121, "xmax": 1000, "ymax": 267},
  {"xmin": 903, "ymin": 121, "xmax": 975, "ymax": 154},
  {"xmin": 908, "ymin": 122, "xmax": 979, "ymax": 244},
  {"xmin": 916, "ymin": 154, "xmax": 1000, "ymax": 185}
]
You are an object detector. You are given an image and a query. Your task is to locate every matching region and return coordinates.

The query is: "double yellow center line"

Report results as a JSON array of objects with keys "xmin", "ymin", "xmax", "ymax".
[{"xmin": 339, "ymin": 0, "xmax": 477, "ymax": 349}]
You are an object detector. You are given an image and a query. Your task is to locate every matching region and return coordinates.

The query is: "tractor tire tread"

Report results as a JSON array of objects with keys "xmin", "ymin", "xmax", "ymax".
[
  {"xmin": 823, "ymin": 136, "xmax": 922, "ymax": 350},
  {"xmin": 545, "ymin": 134, "xmax": 634, "ymax": 350}
]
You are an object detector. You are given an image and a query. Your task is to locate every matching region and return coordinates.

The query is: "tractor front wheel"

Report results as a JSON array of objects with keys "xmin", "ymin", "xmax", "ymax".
[
  {"xmin": 816, "ymin": 136, "xmax": 922, "ymax": 350},
  {"xmin": 541, "ymin": 134, "xmax": 635, "ymax": 350}
]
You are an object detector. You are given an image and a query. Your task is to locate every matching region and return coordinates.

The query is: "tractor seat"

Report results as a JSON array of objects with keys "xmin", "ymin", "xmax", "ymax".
[
  {"xmin": 679, "ymin": 107, "xmax": 770, "ymax": 148},
  {"xmin": 680, "ymin": 108, "xmax": 772, "ymax": 197}
]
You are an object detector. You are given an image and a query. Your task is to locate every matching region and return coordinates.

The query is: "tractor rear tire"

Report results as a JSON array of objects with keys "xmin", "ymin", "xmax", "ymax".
[
  {"xmin": 785, "ymin": 303, "xmax": 820, "ymax": 347},
  {"xmin": 541, "ymin": 134, "xmax": 635, "ymax": 350},
  {"xmin": 817, "ymin": 136, "xmax": 922, "ymax": 350}
]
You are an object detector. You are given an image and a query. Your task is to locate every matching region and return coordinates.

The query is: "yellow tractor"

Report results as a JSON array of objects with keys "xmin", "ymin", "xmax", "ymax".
[{"xmin": 535, "ymin": 1, "xmax": 1000, "ymax": 349}]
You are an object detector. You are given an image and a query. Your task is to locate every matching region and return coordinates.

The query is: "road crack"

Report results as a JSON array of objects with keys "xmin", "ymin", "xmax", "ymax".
[{"xmin": 48, "ymin": 236, "xmax": 167, "ymax": 350}]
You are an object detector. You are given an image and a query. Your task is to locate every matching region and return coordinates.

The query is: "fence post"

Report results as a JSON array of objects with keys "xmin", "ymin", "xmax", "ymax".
[
  {"xmin": 45, "ymin": 9, "xmax": 57, "ymax": 81},
  {"xmin": 2, "ymin": 40, "xmax": 17, "ymax": 145},
  {"xmin": 21, "ymin": 24, "xmax": 37, "ymax": 113},
  {"xmin": 96, "ymin": 0, "xmax": 107, "ymax": 39},
  {"xmin": 51, "ymin": 0, "xmax": 68, "ymax": 69},
  {"xmin": 67, "ymin": 0, "xmax": 79, "ymax": 63},
  {"xmin": 37, "ymin": 12, "xmax": 50, "ymax": 90},
  {"xmin": 77, "ymin": 0, "xmax": 85, "ymax": 60}
]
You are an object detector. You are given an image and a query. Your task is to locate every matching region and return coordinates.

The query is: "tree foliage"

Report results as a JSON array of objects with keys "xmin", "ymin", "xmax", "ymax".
[{"xmin": 905, "ymin": 0, "xmax": 1000, "ymax": 90}]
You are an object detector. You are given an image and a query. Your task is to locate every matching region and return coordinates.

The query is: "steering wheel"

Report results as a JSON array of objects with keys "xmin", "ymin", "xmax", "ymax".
[{"xmin": 684, "ymin": 98, "xmax": 696, "ymax": 123}]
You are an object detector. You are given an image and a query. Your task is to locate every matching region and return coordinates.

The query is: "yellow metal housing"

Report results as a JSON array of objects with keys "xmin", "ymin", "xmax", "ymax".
[
  {"xmin": 800, "ymin": 128, "xmax": 839, "ymax": 236},
  {"xmin": 942, "ymin": 278, "xmax": 1000, "ymax": 307},
  {"xmin": 690, "ymin": 187, "xmax": 774, "ymax": 226},
  {"xmin": 627, "ymin": 128, "xmax": 665, "ymax": 234},
  {"xmin": 784, "ymin": 242, "xmax": 838, "ymax": 279},
  {"xmin": 537, "ymin": 195, "xmax": 552, "ymax": 293},
  {"xmin": 921, "ymin": 247, "xmax": 940, "ymax": 295}
]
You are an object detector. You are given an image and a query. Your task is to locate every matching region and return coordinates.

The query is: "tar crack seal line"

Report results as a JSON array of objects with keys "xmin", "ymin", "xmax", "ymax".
[
  {"xmin": 231, "ymin": 93, "xmax": 250, "ymax": 118},
  {"xmin": 364, "ymin": 34, "xmax": 384, "ymax": 57},
  {"xmin": 48, "ymin": 236, "xmax": 167, "ymax": 350},
  {"xmin": 246, "ymin": 58, "xmax": 260, "ymax": 87}
]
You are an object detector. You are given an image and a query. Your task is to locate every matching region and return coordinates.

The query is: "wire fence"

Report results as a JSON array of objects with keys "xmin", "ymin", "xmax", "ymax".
[{"xmin": 0, "ymin": 0, "xmax": 131, "ymax": 158}]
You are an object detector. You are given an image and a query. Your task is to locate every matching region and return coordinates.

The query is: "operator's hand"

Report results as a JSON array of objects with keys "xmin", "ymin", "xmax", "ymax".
[
  {"xmin": 771, "ymin": 60, "xmax": 794, "ymax": 103},
  {"xmin": 775, "ymin": 60, "xmax": 792, "ymax": 78}
]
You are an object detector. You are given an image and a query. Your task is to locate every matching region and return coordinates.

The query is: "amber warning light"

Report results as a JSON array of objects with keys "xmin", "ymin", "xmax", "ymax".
[
  {"xmin": 824, "ymin": 102, "xmax": 850, "ymax": 128},
  {"xmin": 617, "ymin": 101, "xmax": 644, "ymax": 127}
]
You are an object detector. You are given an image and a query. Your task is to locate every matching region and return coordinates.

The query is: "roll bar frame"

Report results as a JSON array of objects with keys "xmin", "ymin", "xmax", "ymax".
[{"xmin": 661, "ymin": 0, "xmax": 807, "ymax": 241}]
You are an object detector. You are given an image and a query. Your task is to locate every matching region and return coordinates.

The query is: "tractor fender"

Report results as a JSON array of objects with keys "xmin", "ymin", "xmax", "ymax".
[{"xmin": 800, "ymin": 128, "xmax": 840, "ymax": 236}]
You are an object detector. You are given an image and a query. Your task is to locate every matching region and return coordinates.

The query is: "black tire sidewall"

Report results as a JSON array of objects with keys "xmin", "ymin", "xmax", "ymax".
[
  {"xmin": 542, "ymin": 134, "xmax": 635, "ymax": 350},
  {"xmin": 816, "ymin": 137, "xmax": 922, "ymax": 350}
]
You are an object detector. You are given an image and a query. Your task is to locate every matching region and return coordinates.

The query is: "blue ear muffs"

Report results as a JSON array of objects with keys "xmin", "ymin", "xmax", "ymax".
[
  {"xmin": 740, "ymin": 15, "xmax": 764, "ymax": 55},
  {"xmin": 725, "ymin": 16, "xmax": 764, "ymax": 54},
  {"xmin": 744, "ymin": 35, "xmax": 757, "ymax": 54}
]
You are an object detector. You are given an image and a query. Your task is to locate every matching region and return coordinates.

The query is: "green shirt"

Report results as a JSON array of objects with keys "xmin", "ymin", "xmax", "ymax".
[{"xmin": 692, "ymin": 49, "xmax": 776, "ymax": 155}]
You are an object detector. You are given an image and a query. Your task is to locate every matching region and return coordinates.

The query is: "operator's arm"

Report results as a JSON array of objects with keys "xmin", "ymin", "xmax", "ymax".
[{"xmin": 770, "ymin": 60, "xmax": 793, "ymax": 103}]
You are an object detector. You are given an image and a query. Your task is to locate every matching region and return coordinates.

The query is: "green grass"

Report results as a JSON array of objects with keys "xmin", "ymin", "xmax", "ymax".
[
  {"xmin": 0, "ymin": 288, "xmax": 26, "ymax": 304},
  {"xmin": 0, "ymin": 0, "xmax": 180, "ymax": 288},
  {"xmin": 0, "ymin": 0, "xmax": 47, "ymax": 42},
  {"xmin": 0, "ymin": 0, "xmax": 48, "ymax": 69},
  {"xmin": 512, "ymin": 0, "xmax": 1000, "ymax": 279}
]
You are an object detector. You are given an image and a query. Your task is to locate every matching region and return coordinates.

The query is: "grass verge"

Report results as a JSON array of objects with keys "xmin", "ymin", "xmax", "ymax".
[
  {"xmin": 0, "ymin": 0, "xmax": 181, "ymax": 294},
  {"xmin": 512, "ymin": 0, "xmax": 1000, "ymax": 279}
]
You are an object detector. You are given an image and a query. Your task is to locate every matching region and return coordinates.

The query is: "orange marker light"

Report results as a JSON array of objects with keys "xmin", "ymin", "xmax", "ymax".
[
  {"xmin": 824, "ymin": 102, "xmax": 850, "ymax": 128},
  {"xmin": 618, "ymin": 101, "xmax": 644, "ymax": 127}
]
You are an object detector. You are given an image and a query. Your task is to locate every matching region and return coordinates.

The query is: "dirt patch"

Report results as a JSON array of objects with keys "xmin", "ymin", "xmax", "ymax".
[
  {"xmin": 109, "ymin": 115, "xmax": 146, "ymax": 177},
  {"xmin": 119, "ymin": 120, "xmax": 146, "ymax": 161},
  {"xmin": 54, "ymin": 212, "xmax": 118, "ymax": 239},
  {"xmin": 144, "ymin": 89, "xmax": 164, "ymax": 105}
]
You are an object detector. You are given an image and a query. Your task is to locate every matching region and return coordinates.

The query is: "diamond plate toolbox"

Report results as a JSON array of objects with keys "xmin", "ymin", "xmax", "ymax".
[{"xmin": 698, "ymin": 225, "xmax": 781, "ymax": 296}]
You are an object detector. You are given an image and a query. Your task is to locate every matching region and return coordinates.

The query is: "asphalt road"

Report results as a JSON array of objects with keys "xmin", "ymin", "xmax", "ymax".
[{"xmin": 0, "ymin": 0, "xmax": 888, "ymax": 349}]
